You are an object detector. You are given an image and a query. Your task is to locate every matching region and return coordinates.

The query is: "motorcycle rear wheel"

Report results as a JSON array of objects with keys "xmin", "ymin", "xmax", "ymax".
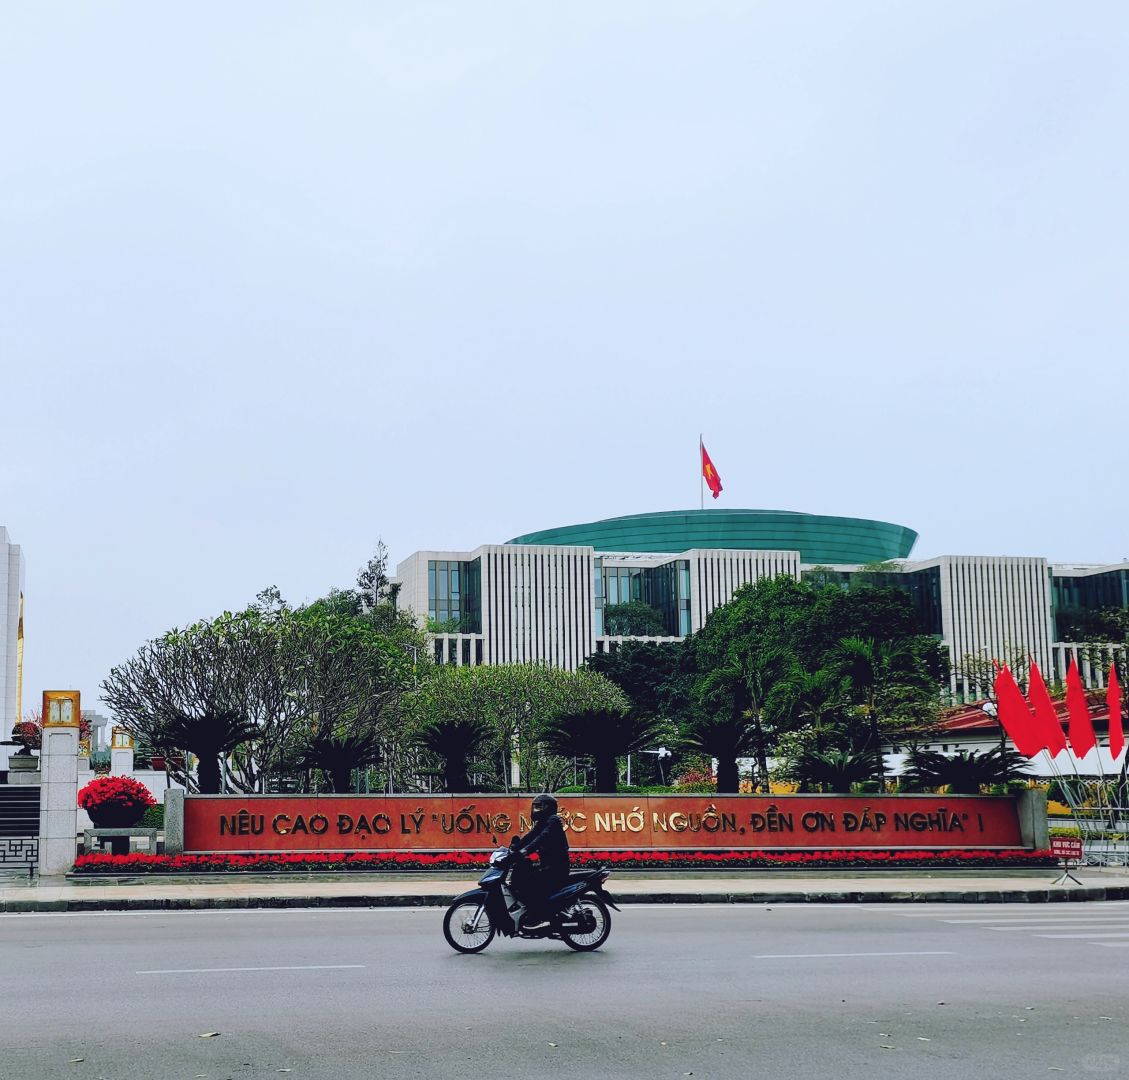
[
  {"xmin": 443, "ymin": 897, "xmax": 496, "ymax": 953},
  {"xmin": 560, "ymin": 896, "xmax": 611, "ymax": 952}
]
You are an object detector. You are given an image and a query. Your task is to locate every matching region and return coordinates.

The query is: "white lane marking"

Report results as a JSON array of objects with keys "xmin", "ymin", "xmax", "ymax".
[
  {"xmin": 0, "ymin": 907, "xmax": 438, "ymax": 920},
  {"xmin": 940, "ymin": 915, "xmax": 1129, "ymax": 923},
  {"xmin": 1093, "ymin": 942, "xmax": 1129, "ymax": 948},
  {"xmin": 137, "ymin": 964, "xmax": 366, "ymax": 974},
  {"xmin": 754, "ymin": 951, "xmax": 955, "ymax": 959},
  {"xmin": 1034, "ymin": 925, "xmax": 1129, "ymax": 934},
  {"xmin": 870, "ymin": 904, "xmax": 1129, "ymax": 916},
  {"xmin": 979, "ymin": 923, "xmax": 1129, "ymax": 931}
]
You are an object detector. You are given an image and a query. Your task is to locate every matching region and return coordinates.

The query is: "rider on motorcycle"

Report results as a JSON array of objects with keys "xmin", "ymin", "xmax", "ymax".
[{"xmin": 509, "ymin": 793, "xmax": 570, "ymax": 928}]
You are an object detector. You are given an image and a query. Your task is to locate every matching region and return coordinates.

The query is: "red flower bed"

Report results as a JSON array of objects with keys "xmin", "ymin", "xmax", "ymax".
[{"xmin": 72, "ymin": 848, "xmax": 1057, "ymax": 874}]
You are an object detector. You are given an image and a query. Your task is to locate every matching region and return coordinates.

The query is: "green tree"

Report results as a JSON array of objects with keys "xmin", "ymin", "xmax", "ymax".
[
  {"xmin": 101, "ymin": 609, "xmax": 296, "ymax": 794},
  {"xmin": 688, "ymin": 576, "xmax": 814, "ymax": 791},
  {"xmin": 602, "ymin": 601, "xmax": 668, "ymax": 637},
  {"xmin": 902, "ymin": 746, "xmax": 1031, "ymax": 795},
  {"xmin": 541, "ymin": 677, "xmax": 659, "ymax": 789},
  {"xmin": 788, "ymin": 744, "xmax": 882, "ymax": 794},
  {"xmin": 285, "ymin": 605, "xmax": 419, "ymax": 792},
  {"xmin": 768, "ymin": 665, "xmax": 848, "ymax": 754},
  {"xmin": 833, "ymin": 635, "xmax": 942, "ymax": 784},
  {"xmin": 678, "ymin": 575, "xmax": 947, "ymax": 792},
  {"xmin": 405, "ymin": 667, "xmax": 499, "ymax": 792}
]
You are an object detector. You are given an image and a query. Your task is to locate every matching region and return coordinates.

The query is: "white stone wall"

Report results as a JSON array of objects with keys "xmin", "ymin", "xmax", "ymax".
[{"xmin": 0, "ymin": 527, "xmax": 26, "ymax": 733}]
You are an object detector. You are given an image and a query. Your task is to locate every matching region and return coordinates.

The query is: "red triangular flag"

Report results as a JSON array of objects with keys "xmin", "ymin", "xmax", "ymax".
[
  {"xmin": 1027, "ymin": 660, "xmax": 1067, "ymax": 756},
  {"xmin": 1065, "ymin": 657, "xmax": 1097, "ymax": 759},
  {"xmin": 992, "ymin": 664, "xmax": 1044, "ymax": 758},
  {"xmin": 1109, "ymin": 664, "xmax": 1124, "ymax": 759}
]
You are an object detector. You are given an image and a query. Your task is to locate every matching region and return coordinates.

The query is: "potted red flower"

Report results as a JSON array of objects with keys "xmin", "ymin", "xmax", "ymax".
[{"xmin": 78, "ymin": 776, "xmax": 157, "ymax": 828}]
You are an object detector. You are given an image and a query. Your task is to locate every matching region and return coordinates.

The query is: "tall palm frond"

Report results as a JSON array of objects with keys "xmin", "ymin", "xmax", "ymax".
[
  {"xmin": 902, "ymin": 746, "xmax": 1030, "ymax": 795},
  {"xmin": 541, "ymin": 708, "xmax": 660, "ymax": 793},
  {"xmin": 155, "ymin": 711, "xmax": 261, "ymax": 794},
  {"xmin": 297, "ymin": 728, "xmax": 383, "ymax": 793},
  {"xmin": 413, "ymin": 715, "xmax": 493, "ymax": 793}
]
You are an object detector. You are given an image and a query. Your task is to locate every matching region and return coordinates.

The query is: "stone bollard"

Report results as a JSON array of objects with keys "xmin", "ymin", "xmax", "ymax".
[
  {"xmin": 163, "ymin": 789, "xmax": 184, "ymax": 855},
  {"xmin": 1015, "ymin": 787, "xmax": 1050, "ymax": 851}
]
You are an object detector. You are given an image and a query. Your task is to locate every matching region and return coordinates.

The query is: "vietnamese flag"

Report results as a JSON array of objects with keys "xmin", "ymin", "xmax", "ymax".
[
  {"xmin": 701, "ymin": 441, "xmax": 723, "ymax": 500},
  {"xmin": 1065, "ymin": 657, "xmax": 1097, "ymax": 759},
  {"xmin": 1109, "ymin": 664, "xmax": 1124, "ymax": 759},
  {"xmin": 992, "ymin": 664, "xmax": 1044, "ymax": 758}
]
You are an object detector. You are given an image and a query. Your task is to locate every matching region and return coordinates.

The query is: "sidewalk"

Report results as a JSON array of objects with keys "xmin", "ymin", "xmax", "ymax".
[{"xmin": 3, "ymin": 867, "xmax": 1129, "ymax": 912}]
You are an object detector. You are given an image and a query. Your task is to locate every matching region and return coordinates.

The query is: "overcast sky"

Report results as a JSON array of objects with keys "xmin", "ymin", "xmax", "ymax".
[{"xmin": 3, "ymin": 2, "xmax": 1127, "ymax": 715}]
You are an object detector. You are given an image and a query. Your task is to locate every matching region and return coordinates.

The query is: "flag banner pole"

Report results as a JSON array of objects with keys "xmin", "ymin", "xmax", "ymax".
[{"xmin": 699, "ymin": 434, "xmax": 703, "ymax": 510}]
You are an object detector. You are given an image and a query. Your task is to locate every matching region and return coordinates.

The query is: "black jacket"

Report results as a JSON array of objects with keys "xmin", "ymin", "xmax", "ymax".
[{"xmin": 516, "ymin": 813, "xmax": 570, "ymax": 879}]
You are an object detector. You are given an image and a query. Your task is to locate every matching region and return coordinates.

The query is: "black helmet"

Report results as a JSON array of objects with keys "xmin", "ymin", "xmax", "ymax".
[{"xmin": 531, "ymin": 793, "xmax": 558, "ymax": 822}]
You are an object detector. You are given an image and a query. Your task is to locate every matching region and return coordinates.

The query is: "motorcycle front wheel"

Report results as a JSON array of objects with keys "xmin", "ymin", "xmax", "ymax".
[
  {"xmin": 560, "ymin": 896, "xmax": 611, "ymax": 952},
  {"xmin": 443, "ymin": 897, "xmax": 496, "ymax": 954}
]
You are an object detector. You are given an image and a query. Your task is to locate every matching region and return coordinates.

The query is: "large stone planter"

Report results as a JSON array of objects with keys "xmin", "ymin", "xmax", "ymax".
[
  {"xmin": 7, "ymin": 755, "xmax": 39, "ymax": 772},
  {"xmin": 87, "ymin": 806, "xmax": 145, "ymax": 829}
]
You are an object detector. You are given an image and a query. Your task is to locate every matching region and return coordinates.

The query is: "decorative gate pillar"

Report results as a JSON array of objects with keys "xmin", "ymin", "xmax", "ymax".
[
  {"xmin": 110, "ymin": 727, "xmax": 135, "ymax": 774},
  {"xmin": 37, "ymin": 690, "xmax": 81, "ymax": 876}
]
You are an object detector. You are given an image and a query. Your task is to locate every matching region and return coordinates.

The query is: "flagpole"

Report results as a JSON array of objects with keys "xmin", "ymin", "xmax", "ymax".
[{"xmin": 699, "ymin": 434, "xmax": 703, "ymax": 510}]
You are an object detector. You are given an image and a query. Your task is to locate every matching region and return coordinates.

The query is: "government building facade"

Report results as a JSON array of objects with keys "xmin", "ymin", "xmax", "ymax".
[
  {"xmin": 393, "ymin": 509, "xmax": 1128, "ymax": 698},
  {"xmin": 0, "ymin": 527, "xmax": 26, "ymax": 732}
]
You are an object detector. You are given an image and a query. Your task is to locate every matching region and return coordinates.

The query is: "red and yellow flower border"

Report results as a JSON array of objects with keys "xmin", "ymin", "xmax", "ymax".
[{"xmin": 73, "ymin": 848, "xmax": 1057, "ymax": 874}]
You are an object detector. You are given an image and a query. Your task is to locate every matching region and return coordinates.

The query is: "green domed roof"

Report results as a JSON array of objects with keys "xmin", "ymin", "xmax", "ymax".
[{"xmin": 507, "ymin": 509, "xmax": 916, "ymax": 565}]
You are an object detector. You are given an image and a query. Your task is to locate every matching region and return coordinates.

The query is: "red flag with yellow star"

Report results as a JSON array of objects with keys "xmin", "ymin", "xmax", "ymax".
[{"xmin": 701, "ymin": 441, "xmax": 723, "ymax": 500}]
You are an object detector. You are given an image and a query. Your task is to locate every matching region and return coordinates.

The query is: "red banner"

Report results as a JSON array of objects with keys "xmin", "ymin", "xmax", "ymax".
[{"xmin": 182, "ymin": 794, "xmax": 1025, "ymax": 854}]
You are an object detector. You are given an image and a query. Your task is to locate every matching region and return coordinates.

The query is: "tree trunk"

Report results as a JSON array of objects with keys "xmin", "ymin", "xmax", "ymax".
[
  {"xmin": 196, "ymin": 753, "xmax": 222, "ymax": 794},
  {"xmin": 445, "ymin": 753, "xmax": 470, "ymax": 794},
  {"xmin": 869, "ymin": 706, "xmax": 885, "ymax": 787},
  {"xmin": 594, "ymin": 754, "xmax": 618, "ymax": 794},
  {"xmin": 751, "ymin": 711, "xmax": 769, "ymax": 791},
  {"xmin": 716, "ymin": 755, "xmax": 740, "ymax": 794},
  {"xmin": 331, "ymin": 764, "xmax": 353, "ymax": 793}
]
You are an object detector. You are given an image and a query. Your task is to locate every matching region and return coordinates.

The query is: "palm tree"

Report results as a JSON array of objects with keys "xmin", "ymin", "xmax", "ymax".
[
  {"xmin": 791, "ymin": 745, "xmax": 882, "ymax": 794},
  {"xmin": 902, "ymin": 746, "xmax": 1031, "ymax": 795},
  {"xmin": 770, "ymin": 666, "xmax": 847, "ymax": 754},
  {"xmin": 691, "ymin": 647, "xmax": 788, "ymax": 792},
  {"xmin": 540, "ymin": 708, "xmax": 661, "ymax": 793},
  {"xmin": 297, "ymin": 728, "xmax": 383, "ymax": 793},
  {"xmin": 834, "ymin": 636, "xmax": 920, "ymax": 786},
  {"xmin": 154, "ymin": 711, "xmax": 262, "ymax": 794},
  {"xmin": 413, "ymin": 715, "xmax": 493, "ymax": 793}
]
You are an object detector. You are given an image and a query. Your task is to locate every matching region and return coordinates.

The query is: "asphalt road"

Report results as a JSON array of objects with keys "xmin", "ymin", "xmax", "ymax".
[{"xmin": 3, "ymin": 901, "xmax": 1128, "ymax": 1080}]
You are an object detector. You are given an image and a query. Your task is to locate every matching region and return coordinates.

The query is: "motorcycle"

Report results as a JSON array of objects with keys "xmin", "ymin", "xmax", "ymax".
[{"xmin": 443, "ymin": 846, "xmax": 619, "ymax": 953}]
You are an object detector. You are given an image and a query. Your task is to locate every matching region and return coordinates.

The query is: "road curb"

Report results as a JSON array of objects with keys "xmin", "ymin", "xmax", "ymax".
[{"xmin": 5, "ymin": 885, "xmax": 1129, "ymax": 912}]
